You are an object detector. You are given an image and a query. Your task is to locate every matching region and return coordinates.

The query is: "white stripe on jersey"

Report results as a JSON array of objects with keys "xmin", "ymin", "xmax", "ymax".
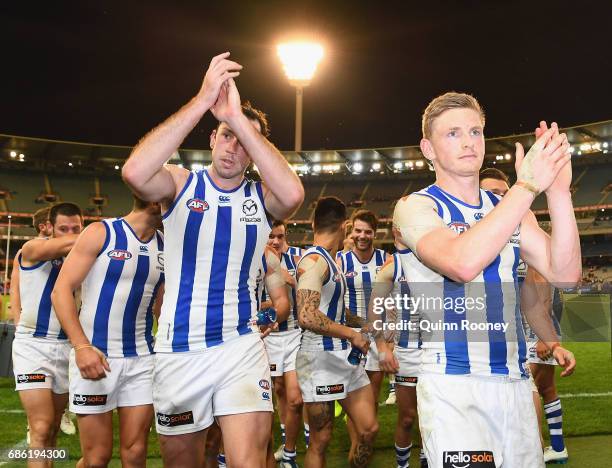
[
  {"xmin": 399, "ymin": 185, "xmax": 527, "ymax": 379},
  {"xmin": 156, "ymin": 169, "xmax": 271, "ymax": 352},
  {"xmin": 17, "ymin": 253, "xmax": 66, "ymax": 340},
  {"xmin": 79, "ymin": 219, "xmax": 164, "ymax": 357},
  {"xmin": 298, "ymin": 246, "xmax": 348, "ymax": 352},
  {"xmin": 337, "ymin": 249, "xmax": 387, "ymax": 320},
  {"xmin": 393, "ymin": 251, "xmax": 421, "ymax": 350}
]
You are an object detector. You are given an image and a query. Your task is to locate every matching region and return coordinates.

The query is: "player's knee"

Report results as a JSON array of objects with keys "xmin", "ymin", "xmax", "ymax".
[
  {"xmin": 120, "ymin": 440, "xmax": 147, "ymax": 465},
  {"xmin": 310, "ymin": 428, "xmax": 333, "ymax": 450},
  {"xmin": 287, "ymin": 390, "xmax": 303, "ymax": 410},
  {"xmin": 399, "ymin": 407, "xmax": 417, "ymax": 431},
  {"xmin": 82, "ymin": 451, "xmax": 112, "ymax": 468},
  {"xmin": 358, "ymin": 420, "xmax": 379, "ymax": 444},
  {"xmin": 29, "ymin": 419, "xmax": 55, "ymax": 443}
]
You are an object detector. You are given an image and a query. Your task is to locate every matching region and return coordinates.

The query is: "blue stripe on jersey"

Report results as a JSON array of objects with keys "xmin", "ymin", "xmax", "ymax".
[
  {"xmin": 414, "ymin": 193, "xmax": 444, "ymax": 217},
  {"xmin": 345, "ymin": 254, "xmax": 358, "ymax": 313},
  {"xmin": 255, "ymin": 181, "xmax": 272, "ymax": 228},
  {"xmin": 512, "ymin": 246, "xmax": 527, "ymax": 377},
  {"xmin": 97, "ymin": 222, "xmax": 111, "ymax": 257},
  {"xmin": 362, "ymin": 270, "xmax": 372, "ymax": 313},
  {"xmin": 483, "ymin": 255, "xmax": 509, "ymax": 375},
  {"xmin": 33, "ymin": 263, "xmax": 61, "ymax": 338},
  {"xmin": 173, "ymin": 172, "xmax": 205, "ymax": 351},
  {"xmin": 484, "ymin": 190, "xmax": 500, "ymax": 206},
  {"xmin": 316, "ymin": 247, "xmax": 347, "ymax": 351},
  {"xmin": 432, "ymin": 185, "xmax": 483, "ymax": 209},
  {"xmin": 237, "ymin": 222, "xmax": 257, "ymax": 337},
  {"xmin": 121, "ymin": 254, "xmax": 150, "ymax": 357},
  {"xmin": 205, "ymin": 205, "xmax": 233, "ymax": 347},
  {"xmin": 162, "ymin": 172, "xmax": 194, "ymax": 221},
  {"xmin": 426, "ymin": 186, "xmax": 465, "ymax": 220},
  {"xmin": 145, "ymin": 275, "xmax": 163, "ymax": 354},
  {"xmin": 284, "ymin": 253, "xmax": 299, "ymax": 324},
  {"xmin": 397, "ymin": 279, "xmax": 412, "ymax": 348},
  {"xmin": 93, "ymin": 220, "xmax": 128, "ymax": 354}
]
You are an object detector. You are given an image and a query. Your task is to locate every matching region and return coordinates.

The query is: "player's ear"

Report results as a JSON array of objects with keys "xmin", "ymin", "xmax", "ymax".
[
  {"xmin": 209, "ymin": 129, "xmax": 217, "ymax": 150},
  {"xmin": 420, "ymin": 138, "xmax": 436, "ymax": 164}
]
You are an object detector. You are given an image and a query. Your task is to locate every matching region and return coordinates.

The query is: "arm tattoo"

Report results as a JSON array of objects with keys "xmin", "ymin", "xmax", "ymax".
[
  {"xmin": 297, "ymin": 289, "xmax": 336, "ymax": 335},
  {"xmin": 345, "ymin": 309, "xmax": 365, "ymax": 328}
]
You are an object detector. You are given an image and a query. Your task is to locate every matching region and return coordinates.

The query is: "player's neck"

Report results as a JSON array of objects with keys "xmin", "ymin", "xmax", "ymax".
[
  {"xmin": 313, "ymin": 233, "xmax": 340, "ymax": 258},
  {"xmin": 351, "ymin": 247, "xmax": 374, "ymax": 264},
  {"xmin": 207, "ymin": 166, "xmax": 244, "ymax": 191},
  {"xmin": 434, "ymin": 171, "xmax": 481, "ymax": 205},
  {"xmin": 123, "ymin": 211, "xmax": 156, "ymax": 242}
]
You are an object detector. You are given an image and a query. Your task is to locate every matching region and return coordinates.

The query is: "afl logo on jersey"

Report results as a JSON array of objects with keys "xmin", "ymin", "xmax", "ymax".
[
  {"xmin": 186, "ymin": 198, "xmax": 209, "ymax": 213},
  {"xmin": 108, "ymin": 249, "xmax": 132, "ymax": 261},
  {"xmin": 332, "ymin": 273, "xmax": 343, "ymax": 282},
  {"xmin": 345, "ymin": 271, "xmax": 357, "ymax": 278},
  {"xmin": 448, "ymin": 221, "xmax": 470, "ymax": 234}
]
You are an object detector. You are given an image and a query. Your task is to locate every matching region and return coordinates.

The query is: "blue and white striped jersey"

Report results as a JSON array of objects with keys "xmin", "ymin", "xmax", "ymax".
[
  {"xmin": 298, "ymin": 246, "xmax": 348, "ymax": 352},
  {"xmin": 337, "ymin": 249, "xmax": 387, "ymax": 321},
  {"xmin": 393, "ymin": 251, "xmax": 421, "ymax": 350},
  {"xmin": 278, "ymin": 252, "xmax": 299, "ymax": 331},
  {"xmin": 287, "ymin": 246, "xmax": 303, "ymax": 257},
  {"xmin": 79, "ymin": 219, "xmax": 164, "ymax": 357},
  {"xmin": 156, "ymin": 169, "xmax": 271, "ymax": 352},
  {"xmin": 17, "ymin": 252, "xmax": 66, "ymax": 340},
  {"xmin": 400, "ymin": 185, "xmax": 527, "ymax": 379}
]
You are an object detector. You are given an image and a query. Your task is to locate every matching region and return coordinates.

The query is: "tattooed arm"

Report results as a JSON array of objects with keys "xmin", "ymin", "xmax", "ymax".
[
  {"xmin": 345, "ymin": 309, "xmax": 365, "ymax": 328},
  {"xmin": 297, "ymin": 254, "xmax": 367, "ymax": 351}
]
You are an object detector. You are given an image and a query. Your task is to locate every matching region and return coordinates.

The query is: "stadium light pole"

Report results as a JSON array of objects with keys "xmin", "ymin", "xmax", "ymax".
[{"xmin": 277, "ymin": 42, "xmax": 324, "ymax": 152}]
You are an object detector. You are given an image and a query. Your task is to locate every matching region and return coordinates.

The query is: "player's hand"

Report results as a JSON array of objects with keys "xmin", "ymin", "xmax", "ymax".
[
  {"xmin": 259, "ymin": 321, "xmax": 278, "ymax": 338},
  {"xmin": 197, "ymin": 52, "xmax": 242, "ymax": 109},
  {"xmin": 282, "ymin": 269, "xmax": 297, "ymax": 288},
  {"xmin": 349, "ymin": 329, "xmax": 370, "ymax": 354},
  {"xmin": 210, "ymin": 77, "xmax": 242, "ymax": 125},
  {"xmin": 514, "ymin": 123, "xmax": 571, "ymax": 195},
  {"xmin": 75, "ymin": 346, "xmax": 110, "ymax": 380},
  {"xmin": 552, "ymin": 345, "xmax": 576, "ymax": 377},
  {"xmin": 535, "ymin": 340, "xmax": 551, "ymax": 360},
  {"xmin": 377, "ymin": 342, "xmax": 400, "ymax": 374},
  {"xmin": 534, "ymin": 121, "xmax": 573, "ymax": 196}
]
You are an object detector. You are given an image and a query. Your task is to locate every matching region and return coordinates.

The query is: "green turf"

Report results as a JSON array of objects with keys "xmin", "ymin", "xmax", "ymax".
[{"xmin": 1, "ymin": 341, "xmax": 610, "ymax": 466}]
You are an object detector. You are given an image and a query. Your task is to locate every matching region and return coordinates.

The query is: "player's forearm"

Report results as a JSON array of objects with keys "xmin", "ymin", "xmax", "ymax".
[
  {"xmin": 441, "ymin": 186, "xmax": 535, "ymax": 281},
  {"xmin": 51, "ymin": 286, "xmax": 89, "ymax": 346},
  {"xmin": 23, "ymin": 235, "xmax": 78, "ymax": 262},
  {"xmin": 345, "ymin": 309, "xmax": 365, "ymax": 328},
  {"xmin": 228, "ymin": 114, "xmax": 304, "ymax": 217},
  {"xmin": 299, "ymin": 308, "xmax": 354, "ymax": 340},
  {"xmin": 273, "ymin": 297, "xmax": 291, "ymax": 323},
  {"xmin": 521, "ymin": 285, "xmax": 559, "ymax": 344},
  {"xmin": 546, "ymin": 190, "xmax": 581, "ymax": 286},
  {"xmin": 123, "ymin": 96, "xmax": 210, "ymax": 189},
  {"xmin": 366, "ymin": 279, "xmax": 394, "ymax": 340}
]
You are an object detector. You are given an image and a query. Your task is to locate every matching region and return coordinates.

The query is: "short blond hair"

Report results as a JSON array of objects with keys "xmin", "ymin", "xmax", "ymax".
[{"xmin": 422, "ymin": 92, "xmax": 485, "ymax": 139}]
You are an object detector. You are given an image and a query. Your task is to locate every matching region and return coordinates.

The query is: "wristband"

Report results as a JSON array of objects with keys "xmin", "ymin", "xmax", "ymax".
[
  {"xmin": 515, "ymin": 180, "xmax": 539, "ymax": 197},
  {"xmin": 74, "ymin": 344, "xmax": 93, "ymax": 352},
  {"xmin": 550, "ymin": 342, "xmax": 561, "ymax": 353}
]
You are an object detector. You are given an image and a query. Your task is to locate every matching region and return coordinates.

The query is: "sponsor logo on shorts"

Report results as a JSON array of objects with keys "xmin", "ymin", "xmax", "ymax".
[
  {"xmin": 269, "ymin": 364, "xmax": 277, "ymax": 372},
  {"xmin": 73, "ymin": 394, "xmax": 108, "ymax": 406},
  {"xmin": 186, "ymin": 198, "xmax": 209, "ymax": 213},
  {"xmin": 442, "ymin": 450, "xmax": 495, "ymax": 467},
  {"xmin": 315, "ymin": 384, "xmax": 344, "ymax": 396},
  {"xmin": 259, "ymin": 379, "xmax": 270, "ymax": 390},
  {"xmin": 108, "ymin": 249, "xmax": 132, "ymax": 261},
  {"xmin": 157, "ymin": 411, "xmax": 194, "ymax": 427},
  {"xmin": 395, "ymin": 375, "xmax": 418, "ymax": 384},
  {"xmin": 16, "ymin": 373, "xmax": 46, "ymax": 384},
  {"xmin": 262, "ymin": 391, "xmax": 270, "ymax": 401}
]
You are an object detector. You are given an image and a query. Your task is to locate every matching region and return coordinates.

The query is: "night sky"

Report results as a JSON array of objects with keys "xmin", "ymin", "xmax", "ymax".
[{"xmin": 2, "ymin": 0, "xmax": 611, "ymax": 151}]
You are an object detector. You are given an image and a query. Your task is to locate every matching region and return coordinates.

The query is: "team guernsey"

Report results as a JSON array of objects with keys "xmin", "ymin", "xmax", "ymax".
[
  {"xmin": 17, "ymin": 252, "xmax": 66, "ymax": 340},
  {"xmin": 400, "ymin": 185, "xmax": 527, "ymax": 379},
  {"xmin": 156, "ymin": 169, "xmax": 271, "ymax": 352},
  {"xmin": 337, "ymin": 249, "xmax": 387, "ymax": 321},
  {"xmin": 393, "ymin": 251, "xmax": 421, "ymax": 350},
  {"xmin": 79, "ymin": 218, "xmax": 164, "ymax": 357},
  {"xmin": 298, "ymin": 246, "xmax": 348, "ymax": 351}
]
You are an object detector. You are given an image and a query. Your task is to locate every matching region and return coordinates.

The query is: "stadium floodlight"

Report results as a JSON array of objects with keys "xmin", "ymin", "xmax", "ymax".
[
  {"xmin": 504, "ymin": 153, "xmax": 511, "ymax": 160},
  {"xmin": 393, "ymin": 161, "xmax": 403, "ymax": 170},
  {"xmin": 415, "ymin": 160, "xmax": 424, "ymax": 168},
  {"xmin": 372, "ymin": 162, "xmax": 381, "ymax": 171},
  {"xmin": 114, "ymin": 165, "xmax": 120, "ymax": 170},
  {"xmin": 312, "ymin": 164, "xmax": 322, "ymax": 173},
  {"xmin": 277, "ymin": 41, "xmax": 324, "ymax": 152},
  {"xmin": 10, "ymin": 151, "xmax": 16, "ymax": 158},
  {"xmin": 352, "ymin": 162, "xmax": 363, "ymax": 173}
]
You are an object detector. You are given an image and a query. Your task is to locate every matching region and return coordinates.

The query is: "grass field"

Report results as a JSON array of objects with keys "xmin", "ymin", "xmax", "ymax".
[{"xmin": 1, "ymin": 341, "xmax": 611, "ymax": 467}]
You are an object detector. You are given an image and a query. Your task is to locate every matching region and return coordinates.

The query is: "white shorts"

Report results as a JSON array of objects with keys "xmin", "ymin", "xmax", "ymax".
[
  {"xmin": 12, "ymin": 336, "xmax": 70, "ymax": 394},
  {"xmin": 264, "ymin": 329, "xmax": 301, "ymax": 377},
  {"xmin": 395, "ymin": 347, "xmax": 422, "ymax": 387},
  {"xmin": 527, "ymin": 341, "xmax": 558, "ymax": 365},
  {"xmin": 69, "ymin": 352, "xmax": 154, "ymax": 414},
  {"xmin": 417, "ymin": 373, "xmax": 543, "ymax": 468},
  {"xmin": 296, "ymin": 347, "xmax": 370, "ymax": 403},
  {"xmin": 153, "ymin": 333, "xmax": 273, "ymax": 435}
]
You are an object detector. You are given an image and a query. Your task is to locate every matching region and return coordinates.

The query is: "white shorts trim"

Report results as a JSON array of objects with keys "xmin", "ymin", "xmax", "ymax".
[
  {"xmin": 12, "ymin": 337, "xmax": 70, "ymax": 394},
  {"xmin": 395, "ymin": 347, "xmax": 422, "ymax": 387}
]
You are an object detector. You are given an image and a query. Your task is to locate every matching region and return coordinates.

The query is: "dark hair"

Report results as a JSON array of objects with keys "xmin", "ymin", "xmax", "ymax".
[
  {"xmin": 49, "ymin": 202, "xmax": 82, "ymax": 225},
  {"xmin": 133, "ymin": 195, "xmax": 151, "ymax": 211},
  {"xmin": 351, "ymin": 209, "xmax": 378, "ymax": 231},
  {"xmin": 313, "ymin": 197, "xmax": 347, "ymax": 234},
  {"xmin": 216, "ymin": 101, "xmax": 270, "ymax": 137},
  {"xmin": 272, "ymin": 219, "xmax": 286, "ymax": 229},
  {"xmin": 479, "ymin": 167, "xmax": 509, "ymax": 183},
  {"xmin": 32, "ymin": 207, "xmax": 50, "ymax": 233}
]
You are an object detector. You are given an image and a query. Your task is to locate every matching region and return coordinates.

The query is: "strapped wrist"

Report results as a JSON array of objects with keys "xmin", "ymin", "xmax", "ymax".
[{"xmin": 515, "ymin": 180, "xmax": 539, "ymax": 197}]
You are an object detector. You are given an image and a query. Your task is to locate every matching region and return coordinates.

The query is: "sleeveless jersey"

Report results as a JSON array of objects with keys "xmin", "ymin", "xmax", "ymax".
[
  {"xmin": 298, "ymin": 246, "xmax": 348, "ymax": 352},
  {"xmin": 399, "ymin": 185, "xmax": 527, "ymax": 379},
  {"xmin": 17, "ymin": 251, "xmax": 66, "ymax": 340},
  {"xmin": 156, "ymin": 169, "xmax": 271, "ymax": 352},
  {"xmin": 337, "ymin": 249, "xmax": 387, "ymax": 321},
  {"xmin": 79, "ymin": 218, "xmax": 164, "ymax": 357}
]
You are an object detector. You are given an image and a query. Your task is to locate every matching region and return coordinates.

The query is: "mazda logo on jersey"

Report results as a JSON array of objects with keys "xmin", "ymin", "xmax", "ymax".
[
  {"xmin": 448, "ymin": 222, "xmax": 470, "ymax": 234},
  {"xmin": 442, "ymin": 451, "xmax": 495, "ymax": 467},
  {"xmin": 186, "ymin": 198, "xmax": 209, "ymax": 213},
  {"xmin": 242, "ymin": 199, "xmax": 258, "ymax": 216},
  {"xmin": 108, "ymin": 249, "xmax": 132, "ymax": 261}
]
